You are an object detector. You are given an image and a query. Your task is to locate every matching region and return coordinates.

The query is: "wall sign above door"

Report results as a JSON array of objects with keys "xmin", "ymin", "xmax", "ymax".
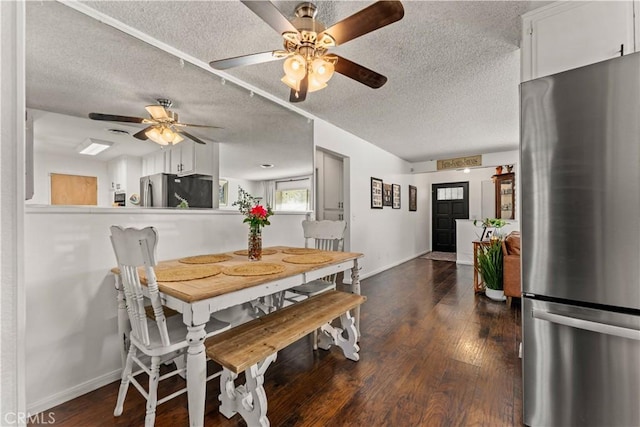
[{"xmin": 436, "ymin": 155, "xmax": 482, "ymax": 171}]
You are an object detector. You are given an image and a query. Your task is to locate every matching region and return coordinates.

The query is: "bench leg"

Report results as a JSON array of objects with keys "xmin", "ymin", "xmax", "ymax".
[
  {"xmin": 317, "ymin": 311, "xmax": 360, "ymax": 362},
  {"xmin": 219, "ymin": 353, "xmax": 277, "ymax": 427}
]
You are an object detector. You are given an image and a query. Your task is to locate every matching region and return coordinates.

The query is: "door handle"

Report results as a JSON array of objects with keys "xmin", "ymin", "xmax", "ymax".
[{"xmin": 532, "ymin": 309, "xmax": 640, "ymax": 341}]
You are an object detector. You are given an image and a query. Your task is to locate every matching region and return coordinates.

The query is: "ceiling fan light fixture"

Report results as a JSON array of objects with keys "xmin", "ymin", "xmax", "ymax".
[
  {"xmin": 307, "ymin": 74, "xmax": 328, "ymax": 93},
  {"xmin": 281, "ymin": 75, "xmax": 301, "ymax": 91},
  {"xmin": 311, "ymin": 57, "xmax": 335, "ymax": 83},
  {"xmin": 145, "ymin": 126, "xmax": 183, "ymax": 146},
  {"xmin": 283, "ymin": 54, "xmax": 307, "ymax": 81}
]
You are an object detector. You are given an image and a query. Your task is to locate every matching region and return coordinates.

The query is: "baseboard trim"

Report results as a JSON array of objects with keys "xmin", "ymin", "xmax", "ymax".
[
  {"xmin": 456, "ymin": 260, "xmax": 473, "ymax": 266},
  {"xmin": 27, "ymin": 369, "xmax": 121, "ymax": 416},
  {"xmin": 352, "ymin": 251, "xmax": 430, "ymax": 283}
]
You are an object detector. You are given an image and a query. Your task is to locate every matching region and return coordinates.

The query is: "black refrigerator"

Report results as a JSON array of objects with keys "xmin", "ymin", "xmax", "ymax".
[
  {"xmin": 140, "ymin": 173, "xmax": 213, "ymax": 208},
  {"xmin": 520, "ymin": 53, "xmax": 640, "ymax": 426}
]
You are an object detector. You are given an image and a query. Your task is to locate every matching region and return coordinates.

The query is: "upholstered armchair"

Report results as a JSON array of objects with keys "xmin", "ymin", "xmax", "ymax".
[{"xmin": 501, "ymin": 231, "xmax": 521, "ymax": 307}]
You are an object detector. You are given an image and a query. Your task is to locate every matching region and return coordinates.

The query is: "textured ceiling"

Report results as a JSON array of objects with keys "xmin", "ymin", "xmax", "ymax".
[
  {"xmin": 28, "ymin": 1, "xmax": 550, "ymax": 166},
  {"xmin": 26, "ymin": 1, "xmax": 313, "ymax": 180}
]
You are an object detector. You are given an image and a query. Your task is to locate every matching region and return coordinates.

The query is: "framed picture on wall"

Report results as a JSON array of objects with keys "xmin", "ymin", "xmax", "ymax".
[
  {"xmin": 383, "ymin": 183, "xmax": 392, "ymax": 207},
  {"xmin": 392, "ymin": 184, "xmax": 401, "ymax": 209},
  {"xmin": 409, "ymin": 185, "xmax": 417, "ymax": 211},
  {"xmin": 219, "ymin": 179, "xmax": 228, "ymax": 206},
  {"xmin": 371, "ymin": 177, "xmax": 383, "ymax": 208}
]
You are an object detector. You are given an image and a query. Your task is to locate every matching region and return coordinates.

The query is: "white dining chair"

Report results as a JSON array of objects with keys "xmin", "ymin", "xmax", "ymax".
[
  {"xmin": 283, "ymin": 220, "xmax": 347, "ymax": 348},
  {"xmin": 288, "ymin": 219, "xmax": 348, "ymax": 298},
  {"xmin": 109, "ymin": 225, "xmax": 230, "ymax": 427}
]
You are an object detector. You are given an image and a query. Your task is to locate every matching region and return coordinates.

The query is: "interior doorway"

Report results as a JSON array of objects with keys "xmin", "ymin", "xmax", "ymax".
[
  {"xmin": 316, "ymin": 150, "xmax": 344, "ymax": 221},
  {"xmin": 432, "ymin": 181, "xmax": 469, "ymax": 252}
]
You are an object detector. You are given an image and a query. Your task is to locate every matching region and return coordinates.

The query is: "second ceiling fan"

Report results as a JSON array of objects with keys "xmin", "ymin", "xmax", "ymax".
[
  {"xmin": 89, "ymin": 99, "xmax": 219, "ymax": 146},
  {"xmin": 209, "ymin": 1, "xmax": 404, "ymax": 103}
]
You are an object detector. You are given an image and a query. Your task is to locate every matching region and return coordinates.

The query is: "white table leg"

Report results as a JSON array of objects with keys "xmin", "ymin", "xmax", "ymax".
[
  {"xmin": 350, "ymin": 259, "xmax": 361, "ymax": 337},
  {"xmin": 186, "ymin": 324, "xmax": 207, "ymax": 427}
]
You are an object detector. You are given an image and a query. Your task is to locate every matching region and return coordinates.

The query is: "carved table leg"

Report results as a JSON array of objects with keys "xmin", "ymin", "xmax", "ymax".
[
  {"xmin": 186, "ymin": 324, "xmax": 206, "ymax": 427},
  {"xmin": 219, "ymin": 353, "xmax": 277, "ymax": 427},
  {"xmin": 350, "ymin": 259, "xmax": 362, "ymax": 337},
  {"xmin": 317, "ymin": 311, "xmax": 360, "ymax": 362}
]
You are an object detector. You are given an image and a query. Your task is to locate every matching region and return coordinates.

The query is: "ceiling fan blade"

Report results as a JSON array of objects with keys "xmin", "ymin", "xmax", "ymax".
[
  {"xmin": 176, "ymin": 129, "xmax": 207, "ymax": 145},
  {"xmin": 290, "ymin": 74, "xmax": 308, "ymax": 103},
  {"xmin": 133, "ymin": 126, "xmax": 154, "ymax": 141},
  {"xmin": 145, "ymin": 105, "xmax": 169, "ymax": 120},
  {"xmin": 88, "ymin": 113, "xmax": 145, "ymax": 123},
  {"xmin": 174, "ymin": 123, "xmax": 222, "ymax": 129},
  {"xmin": 334, "ymin": 55, "xmax": 388, "ymax": 89},
  {"xmin": 320, "ymin": 1, "xmax": 404, "ymax": 46},
  {"xmin": 241, "ymin": 1, "xmax": 299, "ymax": 35},
  {"xmin": 210, "ymin": 51, "xmax": 283, "ymax": 70}
]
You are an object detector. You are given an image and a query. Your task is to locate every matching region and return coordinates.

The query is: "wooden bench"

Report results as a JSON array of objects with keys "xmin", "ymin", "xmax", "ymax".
[{"xmin": 205, "ymin": 290, "xmax": 366, "ymax": 427}]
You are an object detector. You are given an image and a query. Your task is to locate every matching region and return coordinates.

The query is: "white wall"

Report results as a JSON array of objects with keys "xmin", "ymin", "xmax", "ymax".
[
  {"xmin": 1, "ymin": 0, "xmax": 26, "ymax": 421},
  {"xmin": 314, "ymin": 120, "xmax": 431, "ymax": 278},
  {"xmin": 26, "ymin": 150, "xmax": 110, "ymax": 206},
  {"xmin": 23, "ymin": 208, "xmax": 308, "ymax": 413},
  {"xmin": 219, "ymin": 177, "xmax": 263, "ymax": 209}
]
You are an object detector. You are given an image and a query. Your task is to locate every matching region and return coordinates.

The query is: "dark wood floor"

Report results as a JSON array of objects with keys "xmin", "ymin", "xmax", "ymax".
[{"xmin": 35, "ymin": 258, "xmax": 522, "ymax": 426}]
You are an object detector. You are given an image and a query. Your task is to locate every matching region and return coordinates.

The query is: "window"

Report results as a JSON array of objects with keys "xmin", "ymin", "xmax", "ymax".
[
  {"xmin": 437, "ymin": 186, "xmax": 464, "ymax": 200},
  {"xmin": 274, "ymin": 178, "xmax": 311, "ymax": 211}
]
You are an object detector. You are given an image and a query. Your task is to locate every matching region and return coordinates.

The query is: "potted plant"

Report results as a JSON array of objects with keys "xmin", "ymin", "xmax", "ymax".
[
  {"xmin": 232, "ymin": 186, "xmax": 273, "ymax": 261},
  {"xmin": 474, "ymin": 218, "xmax": 508, "ymax": 241},
  {"xmin": 476, "ymin": 239, "xmax": 505, "ymax": 301}
]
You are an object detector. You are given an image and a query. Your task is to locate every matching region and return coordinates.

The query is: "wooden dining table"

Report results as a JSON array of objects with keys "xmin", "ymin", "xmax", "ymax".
[{"xmin": 112, "ymin": 246, "xmax": 363, "ymax": 427}]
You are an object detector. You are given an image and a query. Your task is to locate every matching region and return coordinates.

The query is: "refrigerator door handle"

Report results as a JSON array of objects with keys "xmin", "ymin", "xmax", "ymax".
[{"xmin": 532, "ymin": 309, "xmax": 640, "ymax": 341}]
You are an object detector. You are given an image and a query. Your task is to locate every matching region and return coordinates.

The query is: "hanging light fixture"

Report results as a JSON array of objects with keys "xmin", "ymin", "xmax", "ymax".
[
  {"xmin": 145, "ymin": 125, "xmax": 184, "ymax": 146},
  {"xmin": 281, "ymin": 54, "xmax": 307, "ymax": 91},
  {"xmin": 281, "ymin": 54, "xmax": 336, "ymax": 93}
]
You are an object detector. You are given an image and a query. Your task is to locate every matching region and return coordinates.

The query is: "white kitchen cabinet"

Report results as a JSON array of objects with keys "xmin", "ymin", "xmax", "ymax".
[
  {"xmin": 142, "ymin": 149, "xmax": 169, "ymax": 176},
  {"xmin": 108, "ymin": 156, "xmax": 142, "ymax": 203},
  {"xmin": 169, "ymin": 141, "xmax": 214, "ymax": 176},
  {"xmin": 521, "ymin": 1, "xmax": 636, "ymax": 82},
  {"xmin": 107, "ymin": 156, "xmax": 126, "ymax": 192}
]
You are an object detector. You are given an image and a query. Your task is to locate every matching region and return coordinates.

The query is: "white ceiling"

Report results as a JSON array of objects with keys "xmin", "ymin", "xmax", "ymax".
[{"xmin": 27, "ymin": 1, "xmax": 550, "ymax": 168}]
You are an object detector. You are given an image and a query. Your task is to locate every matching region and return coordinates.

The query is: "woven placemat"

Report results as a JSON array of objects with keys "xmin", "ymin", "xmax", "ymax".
[
  {"xmin": 143, "ymin": 265, "xmax": 222, "ymax": 283},
  {"xmin": 223, "ymin": 262, "xmax": 286, "ymax": 277},
  {"xmin": 178, "ymin": 254, "xmax": 232, "ymax": 264},
  {"xmin": 282, "ymin": 248, "xmax": 321, "ymax": 255},
  {"xmin": 282, "ymin": 254, "xmax": 333, "ymax": 264},
  {"xmin": 233, "ymin": 248, "xmax": 279, "ymax": 256}
]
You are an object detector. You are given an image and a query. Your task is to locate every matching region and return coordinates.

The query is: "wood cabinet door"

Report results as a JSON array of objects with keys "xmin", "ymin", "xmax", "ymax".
[{"xmin": 494, "ymin": 173, "xmax": 515, "ymax": 220}]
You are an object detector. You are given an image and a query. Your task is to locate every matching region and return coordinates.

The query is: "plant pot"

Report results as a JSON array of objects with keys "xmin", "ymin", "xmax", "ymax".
[{"xmin": 485, "ymin": 288, "xmax": 506, "ymax": 301}]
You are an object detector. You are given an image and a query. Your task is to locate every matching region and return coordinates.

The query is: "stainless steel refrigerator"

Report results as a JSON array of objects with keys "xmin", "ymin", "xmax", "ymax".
[
  {"xmin": 140, "ymin": 173, "xmax": 213, "ymax": 208},
  {"xmin": 521, "ymin": 53, "xmax": 640, "ymax": 426}
]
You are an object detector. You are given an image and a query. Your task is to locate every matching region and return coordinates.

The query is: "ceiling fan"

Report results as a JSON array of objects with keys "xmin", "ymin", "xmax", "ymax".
[
  {"xmin": 88, "ymin": 99, "xmax": 220, "ymax": 146},
  {"xmin": 209, "ymin": 1, "xmax": 404, "ymax": 103}
]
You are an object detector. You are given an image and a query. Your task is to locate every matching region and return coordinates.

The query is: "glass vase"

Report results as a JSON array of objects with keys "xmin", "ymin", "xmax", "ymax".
[{"xmin": 248, "ymin": 225, "xmax": 262, "ymax": 261}]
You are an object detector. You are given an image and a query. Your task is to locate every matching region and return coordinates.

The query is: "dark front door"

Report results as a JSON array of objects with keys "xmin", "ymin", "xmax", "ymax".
[{"xmin": 432, "ymin": 182, "xmax": 469, "ymax": 252}]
